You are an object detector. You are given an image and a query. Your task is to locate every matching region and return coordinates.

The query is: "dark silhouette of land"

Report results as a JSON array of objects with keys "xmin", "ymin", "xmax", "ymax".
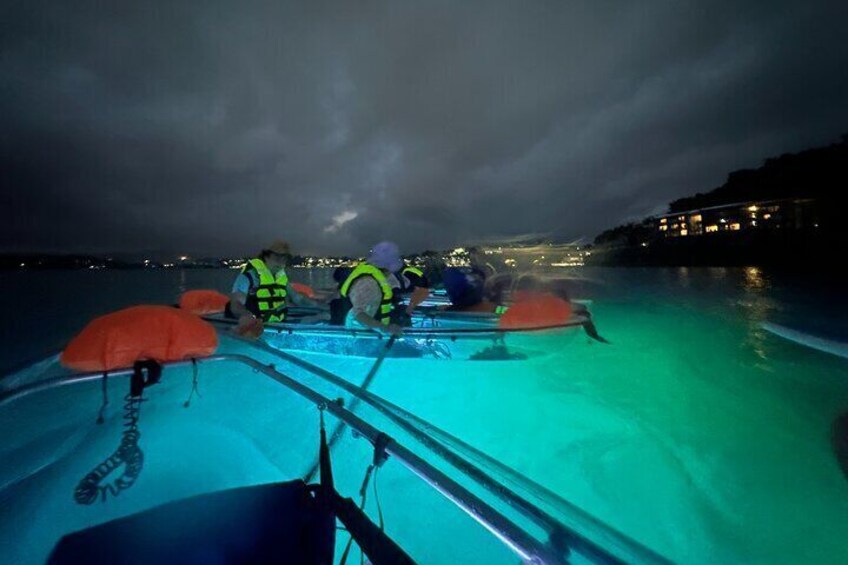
[{"xmin": 590, "ymin": 135, "xmax": 848, "ymax": 267}]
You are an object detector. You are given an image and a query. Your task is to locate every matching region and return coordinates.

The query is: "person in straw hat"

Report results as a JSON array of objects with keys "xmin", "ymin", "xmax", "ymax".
[{"xmin": 227, "ymin": 240, "xmax": 321, "ymax": 333}]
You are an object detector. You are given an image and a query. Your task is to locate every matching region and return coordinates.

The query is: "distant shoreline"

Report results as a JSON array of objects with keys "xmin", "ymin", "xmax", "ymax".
[{"xmin": 2, "ymin": 260, "xmax": 842, "ymax": 272}]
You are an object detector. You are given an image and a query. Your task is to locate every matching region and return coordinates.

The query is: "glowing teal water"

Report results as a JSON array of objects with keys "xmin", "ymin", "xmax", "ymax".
[{"xmin": 1, "ymin": 267, "xmax": 847, "ymax": 563}]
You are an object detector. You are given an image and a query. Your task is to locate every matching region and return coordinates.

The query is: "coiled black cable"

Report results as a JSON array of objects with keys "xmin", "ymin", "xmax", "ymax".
[
  {"xmin": 74, "ymin": 393, "xmax": 144, "ymax": 505},
  {"xmin": 74, "ymin": 360, "xmax": 160, "ymax": 505}
]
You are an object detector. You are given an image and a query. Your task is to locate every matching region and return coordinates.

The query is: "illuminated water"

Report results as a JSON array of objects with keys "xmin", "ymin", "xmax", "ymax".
[{"xmin": 1, "ymin": 267, "xmax": 847, "ymax": 563}]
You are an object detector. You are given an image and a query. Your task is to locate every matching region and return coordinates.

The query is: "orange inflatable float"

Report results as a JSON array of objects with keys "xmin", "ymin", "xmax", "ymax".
[
  {"xmin": 498, "ymin": 292, "xmax": 573, "ymax": 330},
  {"xmin": 61, "ymin": 305, "xmax": 218, "ymax": 371},
  {"xmin": 179, "ymin": 289, "xmax": 230, "ymax": 315}
]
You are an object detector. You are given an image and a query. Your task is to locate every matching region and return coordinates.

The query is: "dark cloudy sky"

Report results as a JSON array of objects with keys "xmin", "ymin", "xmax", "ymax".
[{"xmin": 3, "ymin": 1, "xmax": 848, "ymax": 256}]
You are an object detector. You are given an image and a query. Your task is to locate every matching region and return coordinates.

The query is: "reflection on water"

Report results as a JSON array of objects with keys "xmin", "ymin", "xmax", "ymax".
[
  {"xmin": 177, "ymin": 269, "xmax": 188, "ymax": 295},
  {"xmin": 743, "ymin": 266, "xmax": 768, "ymax": 291},
  {"xmin": 739, "ymin": 267, "xmax": 774, "ymax": 360},
  {"xmin": 676, "ymin": 266, "xmax": 690, "ymax": 288}
]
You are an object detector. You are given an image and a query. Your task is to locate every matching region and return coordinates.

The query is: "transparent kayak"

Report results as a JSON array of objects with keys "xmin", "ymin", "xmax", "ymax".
[
  {"xmin": 204, "ymin": 311, "xmax": 591, "ymax": 360},
  {"xmin": 0, "ymin": 343, "xmax": 667, "ymax": 564}
]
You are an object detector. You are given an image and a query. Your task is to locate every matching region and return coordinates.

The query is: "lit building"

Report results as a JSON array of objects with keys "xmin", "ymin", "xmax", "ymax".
[{"xmin": 650, "ymin": 198, "xmax": 818, "ymax": 239}]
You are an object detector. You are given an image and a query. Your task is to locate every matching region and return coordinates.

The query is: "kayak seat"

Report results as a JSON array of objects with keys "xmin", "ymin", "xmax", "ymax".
[{"xmin": 48, "ymin": 480, "xmax": 335, "ymax": 565}]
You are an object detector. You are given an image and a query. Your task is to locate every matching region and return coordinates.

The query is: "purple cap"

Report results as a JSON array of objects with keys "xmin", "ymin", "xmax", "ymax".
[{"xmin": 368, "ymin": 241, "xmax": 402, "ymax": 272}]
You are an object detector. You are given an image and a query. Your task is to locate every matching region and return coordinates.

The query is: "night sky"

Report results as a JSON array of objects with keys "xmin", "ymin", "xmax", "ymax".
[{"xmin": 3, "ymin": 1, "xmax": 848, "ymax": 257}]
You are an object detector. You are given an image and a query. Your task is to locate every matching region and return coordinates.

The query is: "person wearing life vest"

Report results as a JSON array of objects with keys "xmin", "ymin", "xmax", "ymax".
[
  {"xmin": 228, "ymin": 240, "xmax": 317, "ymax": 330},
  {"xmin": 441, "ymin": 266, "xmax": 497, "ymax": 312},
  {"xmin": 340, "ymin": 241, "xmax": 404, "ymax": 337},
  {"xmin": 468, "ymin": 245, "xmax": 506, "ymax": 302},
  {"xmin": 327, "ymin": 266, "xmax": 354, "ymax": 325},
  {"xmin": 394, "ymin": 263, "xmax": 431, "ymax": 321},
  {"xmin": 467, "ymin": 246, "xmax": 497, "ymax": 280}
]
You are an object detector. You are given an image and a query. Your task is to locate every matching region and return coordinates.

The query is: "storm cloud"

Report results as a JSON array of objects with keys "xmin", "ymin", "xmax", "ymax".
[{"xmin": 3, "ymin": 0, "xmax": 848, "ymax": 256}]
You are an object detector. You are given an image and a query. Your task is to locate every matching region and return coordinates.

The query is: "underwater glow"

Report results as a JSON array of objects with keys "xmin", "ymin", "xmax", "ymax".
[{"xmin": 1, "ymin": 267, "xmax": 847, "ymax": 564}]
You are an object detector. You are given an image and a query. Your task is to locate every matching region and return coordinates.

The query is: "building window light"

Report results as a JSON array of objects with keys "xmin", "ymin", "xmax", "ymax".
[
  {"xmin": 659, "ymin": 225, "xmax": 667, "ymax": 231},
  {"xmin": 719, "ymin": 218, "xmax": 727, "ymax": 223},
  {"xmin": 729, "ymin": 223, "xmax": 741, "ymax": 231},
  {"xmin": 747, "ymin": 205, "xmax": 758, "ymax": 212},
  {"xmin": 705, "ymin": 225, "xmax": 719, "ymax": 233},
  {"xmin": 680, "ymin": 229, "xmax": 688, "ymax": 236},
  {"xmin": 690, "ymin": 214, "xmax": 702, "ymax": 222},
  {"xmin": 660, "ymin": 218, "xmax": 667, "ymax": 224},
  {"xmin": 763, "ymin": 213, "xmax": 771, "ymax": 220}
]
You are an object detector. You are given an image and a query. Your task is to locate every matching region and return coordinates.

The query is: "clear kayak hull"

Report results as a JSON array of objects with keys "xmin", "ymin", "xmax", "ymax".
[
  {"xmin": 0, "ymin": 349, "xmax": 667, "ymax": 565},
  {"xmin": 204, "ymin": 312, "xmax": 588, "ymax": 360}
]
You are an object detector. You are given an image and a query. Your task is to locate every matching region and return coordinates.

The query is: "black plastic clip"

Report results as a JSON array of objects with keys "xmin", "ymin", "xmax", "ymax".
[
  {"xmin": 372, "ymin": 432, "xmax": 391, "ymax": 468},
  {"xmin": 130, "ymin": 360, "xmax": 162, "ymax": 398}
]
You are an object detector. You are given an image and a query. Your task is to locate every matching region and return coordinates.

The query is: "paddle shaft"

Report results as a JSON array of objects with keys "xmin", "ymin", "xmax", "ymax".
[{"xmin": 303, "ymin": 336, "xmax": 396, "ymax": 482}]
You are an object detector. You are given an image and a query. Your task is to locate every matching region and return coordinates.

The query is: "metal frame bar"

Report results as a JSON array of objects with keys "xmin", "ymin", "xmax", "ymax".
[
  {"xmin": 0, "ymin": 355, "xmax": 564, "ymax": 564},
  {"xmin": 232, "ymin": 336, "xmax": 669, "ymax": 565}
]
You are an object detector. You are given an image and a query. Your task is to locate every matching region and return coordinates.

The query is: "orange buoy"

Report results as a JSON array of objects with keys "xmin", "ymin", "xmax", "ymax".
[
  {"xmin": 61, "ymin": 306, "xmax": 218, "ymax": 371},
  {"xmin": 291, "ymin": 282, "xmax": 315, "ymax": 298},
  {"xmin": 179, "ymin": 289, "xmax": 230, "ymax": 315},
  {"xmin": 499, "ymin": 292, "xmax": 573, "ymax": 329}
]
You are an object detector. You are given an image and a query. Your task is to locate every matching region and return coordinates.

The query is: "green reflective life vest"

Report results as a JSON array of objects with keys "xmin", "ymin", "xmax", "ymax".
[
  {"xmin": 340, "ymin": 263, "xmax": 394, "ymax": 324},
  {"xmin": 495, "ymin": 305, "xmax": 509, "ymax": 314},
  {"xmin": 402, "ymin": 266, "xmax": 424, "ymax": 278},
  {"xmin": 242, "ymin": 258, "xmax": 288, "ymax": 323},
  {"xmin": 397, "ymin": 265, "xmax": 426, "ymax": 294}
]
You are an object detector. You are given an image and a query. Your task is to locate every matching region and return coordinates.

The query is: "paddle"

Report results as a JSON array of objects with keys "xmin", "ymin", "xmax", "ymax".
[
  {"xmin": 303, "ymin": 335, "xmax": 397, "ymax": 483},
  {"xmin": 581, "ymin": 316, "xmax": 610, "ymax": 344}
]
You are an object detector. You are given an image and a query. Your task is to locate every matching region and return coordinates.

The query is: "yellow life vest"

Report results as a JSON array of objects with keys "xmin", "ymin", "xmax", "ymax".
[
  {"xmin": 398, "ymin": 265, "xmax": 426, "ymax": 294},
  {"xmin": 242, "ymin": 258, "xmax": 288, "ymax": 323},
  {"xmin": 340, "ymin": 263, "xmax": 393, "ymax": 324}
]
